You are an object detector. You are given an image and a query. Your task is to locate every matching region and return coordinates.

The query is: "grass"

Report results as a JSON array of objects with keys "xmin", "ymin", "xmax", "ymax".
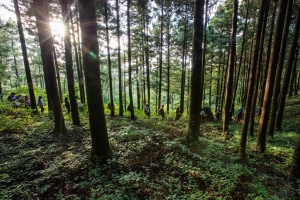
[{"xmin": 0, "ymin": 97, "xmax": 299, "ymax": 199}]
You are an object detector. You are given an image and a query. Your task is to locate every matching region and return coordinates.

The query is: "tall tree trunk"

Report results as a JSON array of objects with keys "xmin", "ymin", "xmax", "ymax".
[
  {"xmin": 222, "ymin": 0, "xmax": 238, "ymax": 134},
  {"xmin": 76, "ymin": 3, "xmax": 85, "ymax": 104},
  {"xmin": 136, "ymin": 56, "xmax": 141, "ymax": 110},
  {"xmin": 11, "ymin": 40, "xmax": 19, "ymax": 81},
  {"xmin": 13, "ymin": 0, "xmax": 37, "ymax": 110},
  {"xmin": 60, "ymin": 0, "xmax": 80, "ymax": 125},
  {"xmin": 290, "ymin": 128, "xmax": 300, "ymax": 199},
  {"xmin": 123, "ymin": 43, "xmax": 127, "ymax": 111},
  {"xmin": 257, "ymin": 0, "xmax": 288, "ymax": 152},
  {"xmin": 292, "ymin": 50, "xmax": 299, "ymax": 96},
  {"xmin": 78, "ymin": 0, "xmax": 112, "ymax": 163},
  {"xmin": 187, "ymin": 0, "xmax": 204, "ymax": 141},
  {"xmin": 166, "ymin": 11, "xmax": 171, "ymax": 114},
  {"xmin": 276, "ymin": 5, "xmax": 300, "ymax": 131},
  {"xmin": 104, "ymin": 0, "xmax": 115, "ymax": 117},
  {"xmin": 158, "ymin": 0, "xmax": 164, "ymax": 110},
  {"xmin": 33, "ymin": 0, "xmax": 66, "ymax": 134},
  {"xmin": 145, "ymin": 14, "xmax": 150, "ymax": 108},
  {"xmin": 267, "ymin": 0, "xmax": 293, "ymax": 137},
  {"xmin": 289, "ymin": 51, "xmax": 298, "ymax": 96},
  {"xmin": 201, "ymin": 0, "xmax": 209, "ymax": 109},
  {"xmin": 249, "ymin": 0, "xmax": 270, "ymax": 136},
  {"xmin": 127, "ymin": 0, "xmax": 135, "ymax": 120},
  {"xmin": 116, "ymin": 0, "xmax": 123, "ymax": 116},
  {"xmin": 180, "ymin": 5, "xmax": 188, "ymax": 114},
  {"xmin": 69, "ymin": 5, "xmax": 85, "ymax": 105},
  {"xmin": 231, "ymin": 0, "xmax": 249, "ymax": 115},
  {"xmin": 53, "ymin": 47, "xmax": 63, "ymax": 102},
  {"xmin": 259, "ymin": 0, "xmax": 277, "ymax": 114},
  {"xmin": 241, "ymin": 0, "xmax": 267, "ymax": 155}
]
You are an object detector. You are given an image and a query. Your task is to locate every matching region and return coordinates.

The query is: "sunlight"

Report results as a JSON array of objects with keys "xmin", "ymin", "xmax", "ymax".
[{"xmin": 50, "ymin": 21, "xmax": 65, "ymax": 37}]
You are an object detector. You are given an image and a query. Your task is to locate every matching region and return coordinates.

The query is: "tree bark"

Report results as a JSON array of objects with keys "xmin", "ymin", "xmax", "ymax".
[
  {"xmin": 158, "ymin": 0, "xmax": 164, "ymax": 110},
  {"xmin": 104, "ymin": 0, "xmax": 115, "ymax": 117},
  {"xmin": 223, "ymin": 0, "xmax": 238, "ymax": 134},
  {"xmin": 257, "ymin": 0, "xmax": 288, "ymax": 152},
  {"xmin": 187, "ymin": 0, "xmax": 204, "ymax": 141},
  {"xmin": 78, "ymin": 0, "xmax": 112, "ymax": 163},
  {"xmin": 258, "ymin": 0, "xmax": 277, "ymax": 115},
  {"xmin": 33, "ymin": 0, "xmax": 66, "ymax": 134},
  {"xmin": 60, "ymin": 0, "xmax": 80, "ymax": 125},
  {"xmin": 69, "ymin": 4, "xmax": 85, "ymax": 105},
  {"xmin": 267, "ymin": 0, "xmax": 293, "ymax": 137},
  {"xmin": 13, "ymin": 0, "xmax": 37, "ymax": 110},
  {"xmin": 249, "ymin": 0, "xmax": 270, "ymax": 136},
  {"xmin": 127, "ymin": 0, "xmax": 135, "ymax": 120},
  {"xmin": 116, "ymin": 0, "xmax": 123, "ymax": 116},
  {"xmin": 276, "ymin": 5, "xmax": 300, "ymax": 131},
  {"xmin": 241, "ymin": 0, "xmax": 267, "ymax": 152}
]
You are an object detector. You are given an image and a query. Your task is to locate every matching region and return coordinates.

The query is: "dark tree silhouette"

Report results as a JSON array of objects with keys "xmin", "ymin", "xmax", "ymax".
[{"xmin": 78, "ymin": 0, "xmax": 112, "ymax": 163}]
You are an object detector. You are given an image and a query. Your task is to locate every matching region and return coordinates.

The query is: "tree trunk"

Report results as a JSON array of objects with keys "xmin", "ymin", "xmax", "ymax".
[
  {"xmin": 187, "ymin": 0, "xmax": 204, "ymax": 141},
  {"xmin": 69, "ymin": 4, "xmax": 85, "ymax": 105},
  {"xmin": 180, "ymin": 5, "xmax": 188, "ymax": 114},
  {"xmin": 136, "ymin": 56, "xmax": 141, "ymax": 110},
  {"xmin": 145, "ymin": 14, "xmax": 150, "ymax": 109},
  {"xmin": 257, "ymin": 0, "xmax": 288, "ymax": 152},
  {"xmin": 166, "ymin": 11, "xmax": 171, "ymax": 114},
  {"xmin": 78, "ymin": 0, "xmax": 112, "ymax": 163},
  {"xmin": 267, "ymin": 0, "xmax": 293, "ymax": 137},
  {"xmin": 13, "ymin": 0, "xmax": 37, "ymax": 110},
  {"xmin": 290, "ymin": 128, "xmax": 300, "ymax": 199},
  {"xmin": 76, "ymin": 3, "xmax": 85, "ymax": 104},
  {"xmin": 33, "ymin": 0, "xmax": 66, "ymax": 134},
  {"xmin": 241, "ymin": 0, "xmax": 267, "ymax": 150},
  {"xmin": 231, "ymin": 0, "xmax": 249, "ymax": 117},
  {"xmin": 158, "ymin": 0, "xmax": 164, "ymax": 110},
  {"xmin": 201, "ymin": 0, "xmax": 209, "ymax": 109},
  {"xmin": 104, "ymin": 0, "xmax": 115, "ymax": 117},
  {"xmin": 249, "ymin": 0, "xmax": 270, "ymax": 136},
  {"xmin": 259, "ymin": 0, "xmax": 277, "ymax": 114},
  {"xmin": 60, "ymin": 0, "xmax": 80, "ymax": 125},
  {"xmin": 53, "ymin": 47, "xmax": 63, "ymax": 102},
  {"xmin": 276, "ymin": 5, "xmax": 300, "ymax": 131},
  {"xmin": 116, "ymin": 0, "xmax": 123, "ymax": 116},
  {"xmin": 289, "ymin": 51, "xmax": 298, "ymax": 96},
  {"xmin": 127, "ymin": 0, "xmax": 135, "ymax": 120},
  {"xmin": 222, "ymin": 0, "xmax": 238, "ymax": 134}
]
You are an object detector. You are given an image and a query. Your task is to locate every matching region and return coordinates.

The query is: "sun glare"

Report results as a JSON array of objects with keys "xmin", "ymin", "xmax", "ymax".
[{"xmin": 50, "ymin": 21, "xmax": 65, "ymax": 37}]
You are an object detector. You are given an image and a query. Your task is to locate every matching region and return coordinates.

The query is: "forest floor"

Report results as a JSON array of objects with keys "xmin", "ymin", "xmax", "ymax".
[{"xmin": 0, "ymin": 97, "xmax": 299, "ymax": 199}]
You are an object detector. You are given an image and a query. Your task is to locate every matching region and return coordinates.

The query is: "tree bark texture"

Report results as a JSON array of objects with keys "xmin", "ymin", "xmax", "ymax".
[{"xmin": 78, "ymin": 0, "xmax": 112, "ymax": 163}]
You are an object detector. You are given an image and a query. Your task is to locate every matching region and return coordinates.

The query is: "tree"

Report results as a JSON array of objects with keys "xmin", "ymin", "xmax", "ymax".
[
  {"xmin": 60, "ymin": 0, "xmax": 80, "ymax": 125},
  {"xmin": 290, "ymin": 132, "xmax": 300, "ymax": 199},
  {"xmin": 13, "ymin": 0, "xmax": 37, "ymax": 110},
  {"xmin": 69, "ymin": 4, "xmax": 85, "ymax": 104},
  {"xmin": 103, "ymin": 0, "xmax": 115, "ymax": 117},
  {"xmin": 267, "ymin": 0, "xmax": 293, "ymax": 137},
  {"xmin": 240, "ymin": 0, "xmax": 268, "ymax": 157},
  {"xmin": 116, "ymin": 0, "xmax": 123, "ymax": 116},
  {"xmin": 127, "ymin": 0, "xmax": 135, "ymax": 120},
  {"xmin": 222, "ymin": 0, "xmax": 238, "ymax": 134},
  {"xmin": 187, "ymin": 0, "xmax": 204, "ymax": 141},
  {"xmin": 257, "ymin": 0, "xmax": 288, "ymax": 152},
  {"xmin": 78, "ymin": 0, "xmax": 112, "ymax": 163},
  {"xmin": 158, "ymin": 0, "xmax": 164, "ymax": 110},
  {"xmin": 33, "ymin": 0, "xmax": 67, "ymax": 134},
  {"xmin": 276, "ymin": 4, "xmax": 300, "ymax": 131}
]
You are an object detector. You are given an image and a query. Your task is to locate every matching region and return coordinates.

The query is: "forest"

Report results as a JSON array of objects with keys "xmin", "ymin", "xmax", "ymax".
[{"xmin": 0, "ymin": 0, "xmax": 300, "ymax": 199}]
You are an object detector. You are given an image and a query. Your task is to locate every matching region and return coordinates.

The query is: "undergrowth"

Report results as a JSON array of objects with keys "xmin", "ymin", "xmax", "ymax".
[{"xmin": 0, "ymin": 97, "xmax": 299, "ymax": 199}]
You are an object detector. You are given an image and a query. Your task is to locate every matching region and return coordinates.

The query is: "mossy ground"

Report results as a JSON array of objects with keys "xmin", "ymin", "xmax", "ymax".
[{"xmin": 0, "ymin": 97, "xmax": 299, "ymax": 199}]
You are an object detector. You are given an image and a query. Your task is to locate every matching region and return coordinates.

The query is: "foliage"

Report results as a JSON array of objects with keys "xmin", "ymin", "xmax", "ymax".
[{"xmin": 0, "ymin": 96, "xmax": 299, "ymax": 199}]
